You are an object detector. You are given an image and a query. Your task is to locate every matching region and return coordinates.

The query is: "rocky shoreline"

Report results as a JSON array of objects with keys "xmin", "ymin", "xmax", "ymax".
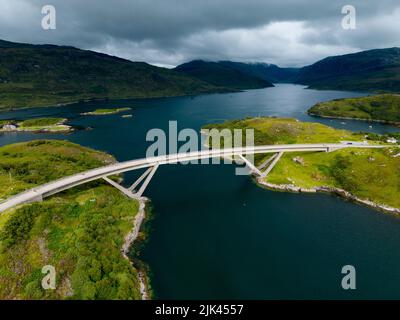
[
  {"xmin": 257, "ymin": 177, "xmax": 400, "ymax": 215},
  {"xmin": 308, "ymin": 112, "xmax": 400, "ymax": 127},
  {"xmin": 121, "ymin": 197, "xmax": 150, "ymax": 300}
]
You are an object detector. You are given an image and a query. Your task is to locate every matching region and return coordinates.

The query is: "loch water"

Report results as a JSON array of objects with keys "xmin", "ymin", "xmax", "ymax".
[{"xmin": 1, "ymin": 84, "xmax": 399, "ymax": 299}]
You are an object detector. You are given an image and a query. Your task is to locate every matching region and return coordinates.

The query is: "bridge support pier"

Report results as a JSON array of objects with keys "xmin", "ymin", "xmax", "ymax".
[
  {"xmin": 135, "ymin": 164, "xmax": 159, "ymax": 198},
  {"xmin": 128, "ymin": 167, "xmax": 153, "ymax": 192},
  {"xmin": 257, "ymin": 153, "xmax": 278, "ymax": 170},
  {"xmin": 261, "ymin": 152, "xmax": 284, "ymax": 178},
  {"xmin": 237, "ymin": 154, "xmax": 263, "ymax": 176},
  {"xmin": 237, "ymin": 152, "xmax": 284, "ymax": 178},
  {"xmin": 25, "ymin": 194, "xmax": 43, "ymax": 204},
  {"xmin": 103, "ymin": 164, "xmax": 159, "ymax": 199},
  {"xmin": 103, "ymin": 177, "xmax": 138, "ymax": 199},
  {"xmin": 327, "ymin": 146, "xmax": 342, "ymax": 152}
]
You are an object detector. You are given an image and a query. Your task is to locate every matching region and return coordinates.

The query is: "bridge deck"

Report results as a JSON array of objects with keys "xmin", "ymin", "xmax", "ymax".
[{"xmin": 0, "ymin": 143, "xmax": 386, "ymax": 213}]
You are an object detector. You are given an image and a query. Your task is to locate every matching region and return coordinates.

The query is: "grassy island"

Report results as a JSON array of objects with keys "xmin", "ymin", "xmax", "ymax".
[
  {"xmin": 81, "ymin": 107, "xmax": 132, "ymax": 116},
  {"xmin": 308, "ymin": 94, "xmax": 400, "ymax": 125},
  {"xmin": 203, "ymin": 117, "xmax": 400, "ymax": 212},
  {"xmin": 0, "ymin": 140, "xmax": 144, "ymax": 299},
  {"xmin": 0, "ymin": 117, "xmax": 73, "ymax": 133}
]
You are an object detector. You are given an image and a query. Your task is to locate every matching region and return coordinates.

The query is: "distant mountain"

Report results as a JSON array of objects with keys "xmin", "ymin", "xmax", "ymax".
[
  {"xmin": 219, "ymin": 61, "xmax": 300, "ymax": 83},
  {"xmin": 296, "ymin": 48, "xmax": 400, "ymax": 92},
  {"xmin": 0, "ymin": 39, "xmax": 223, "ymax": 110},
  {"xmin": 2, "ymin": 38, "xmax": 399, "ymax": 111},
  {"xmin": 174, "ymin": 60, "xmax": 274, "ymax": 90}
]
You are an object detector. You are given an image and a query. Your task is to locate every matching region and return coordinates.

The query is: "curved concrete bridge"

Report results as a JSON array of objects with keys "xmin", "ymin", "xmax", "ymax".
[{"xmin": 0, "ymin": 143, "xmax": 386, "ymax": 213}]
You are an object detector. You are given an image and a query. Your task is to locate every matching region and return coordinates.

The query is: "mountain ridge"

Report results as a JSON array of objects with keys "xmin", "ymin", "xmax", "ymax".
[
  {"xmin": 174, "ymin": 60, "xmax": 274, "ymax": 89},
  {"xmin": 0, "ymin": 39, "xmax": 226, "ymax": 110},
  {"xmin": 175, "ymin": 48, "xmax": 400, "ymax": 93},
  {"xmin": 295, "ymin": 47, "xmax": 400, "ymax": 92},
  {"xmin": 218, "ymin": 61, "xmax": 300, "ymax": 83},
  {"xmin": 1, "ymin": 38, "xmax": 400, "ymax": 110}
]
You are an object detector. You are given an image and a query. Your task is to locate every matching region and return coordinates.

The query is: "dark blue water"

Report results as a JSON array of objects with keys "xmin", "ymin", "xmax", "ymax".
[{"xmin": 1, "ymin": 84, "xmax": 400, "ymax": 299}]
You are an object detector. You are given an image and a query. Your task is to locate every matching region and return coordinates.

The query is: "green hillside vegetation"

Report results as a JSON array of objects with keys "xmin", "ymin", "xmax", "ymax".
[
  {"xmin": 0, "ymin": 140, "xmax": 114, "ymax": 198},
  {"xmin": 0, "ymin": 39, "xmax": 222, "ymax": 110},
  {"xmin": 0, "ymin": 140, "xmax": 142, "ymax": 299},
  {"xmin": 308, "ymin": 94, "xmax": 400, "ymax": 124},
  {"xmin": 296, "ymin": 48, "xmax": 400, "ymax": 92},
  {"xmin": 174, "ymin": 60, "xmax": 274, "ymax": 89},
  {"xmin": 203, "ymin": 117, "xmax": 400, "ymax": 210}
]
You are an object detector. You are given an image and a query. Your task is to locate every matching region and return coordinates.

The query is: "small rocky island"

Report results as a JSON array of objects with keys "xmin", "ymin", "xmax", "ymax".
[
  {"xmin": 81, "ymin": 107, "xmax": 132, "ymax": 116},
  {"xmin": 0, "ymin": 118, "xmax": 73, "ymax": 133}
]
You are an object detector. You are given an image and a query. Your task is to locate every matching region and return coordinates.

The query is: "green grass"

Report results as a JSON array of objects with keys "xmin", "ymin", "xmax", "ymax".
[
  {"xmin": 19, "ymin": 118, "xmax": 65, "ymax": 127},
  {"xmin": 203, "ymin": 117, "xmax": 400, "ymax": 210},
  {"xmin": 0, "ymin": 186, "xmax": 141, "ymax": 300},
  {"xmin": 83, "ymin": 108, "xmax": 131, "ymax": 115},
  {"xmin": 308, "ymin": 94, "xmax": 400, "ymax": 123},
  {"xmin": 0, "ymin": 140, "xmax": 114, "ymax": 198},
  {"xmin": 0, "ymin": 140, "xmax": 142, "ymax": 299},
  {"xmin": 0, "ymin": 120, "xmax": 16, "ymax": 127},
  {"xmin": 266, "ymin": 149, "xmax": 400, "ymax": 208},
  {"xmin": 203, "ymin": 117, "xmax": 366, "ymax": 148},
  {"xmin": 0, "ymin": 118, "xmax": 72, "ymax": 132}
]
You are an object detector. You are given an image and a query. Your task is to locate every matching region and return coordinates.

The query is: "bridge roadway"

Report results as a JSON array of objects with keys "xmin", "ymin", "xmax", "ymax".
[{"xmin": 0, "ymin": 143, "xmax": 385, "ymax": 213}]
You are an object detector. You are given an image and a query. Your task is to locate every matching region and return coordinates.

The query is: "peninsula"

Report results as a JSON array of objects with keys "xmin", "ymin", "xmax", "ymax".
[
  {"xmin": 203, "ymin": 117, "xmax": 400, "ymax": 213},
  {"xmin": 0, "ymin": 140, "xmax": 148, "ymax": 299},
  {"xmin": 308, "ymin": 94, "xmax": 400, "ymax": 126}
]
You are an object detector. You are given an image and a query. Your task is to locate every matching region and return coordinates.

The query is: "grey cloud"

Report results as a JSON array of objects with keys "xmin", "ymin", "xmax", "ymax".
[{"xmin": 0, "ymin": 0, "xmax": 399, "ymax": 67}]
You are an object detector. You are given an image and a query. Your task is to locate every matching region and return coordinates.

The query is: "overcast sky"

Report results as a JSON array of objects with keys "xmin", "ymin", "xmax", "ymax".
[{"xmin": 0, "ymin": 0, "xmax": 399, "ymax": 67}]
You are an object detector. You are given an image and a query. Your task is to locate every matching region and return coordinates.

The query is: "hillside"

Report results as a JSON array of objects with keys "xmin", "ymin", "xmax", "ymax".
[
  {"xmin": 0, "ymin": 39, "xmax": 223, "ymax": 110},
  {"xmin": 308, "ymin": 94, "xmax": 400, "ymax": 124},
  {"xmin": 296, "ymin": 48, "xmax": 400, "ymax": 92},
  {"xmin": 0, "ymin": 140, "xmax": 143, "ymax": 299},
  {"xmin": 174, "ymin": 60, "xmax": 274, "ymax": 89},
  {"xmin": 219, "ymin": 61, "xmax": 299, "ymax": 83},
  {"xmin": 2, "ymin": 38, "xmax": 399, "ymax": 110}
]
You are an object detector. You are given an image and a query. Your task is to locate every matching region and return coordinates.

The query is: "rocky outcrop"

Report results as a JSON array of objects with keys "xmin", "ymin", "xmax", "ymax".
[
  {"xmin": 257, "ymin": 178, "xmax": 400, "ymax": 215},
  {"xmin": 316, "ymin": 186, "xmax": 400, "ymax": 214}
]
